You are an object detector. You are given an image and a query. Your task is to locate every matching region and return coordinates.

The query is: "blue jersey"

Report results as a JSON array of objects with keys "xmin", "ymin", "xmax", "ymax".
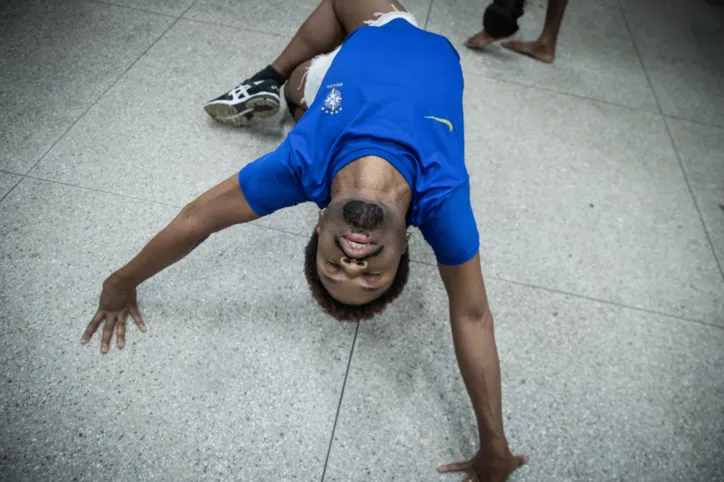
[{"xmin": 239, "ymin": 19, "xmax": 479, "ymax": 265}]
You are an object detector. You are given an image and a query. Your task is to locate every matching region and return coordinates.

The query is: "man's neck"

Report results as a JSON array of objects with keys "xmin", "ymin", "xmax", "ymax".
[{"xmin": 330, "ymin": 156, "xmax": 412, "ymax": 216}]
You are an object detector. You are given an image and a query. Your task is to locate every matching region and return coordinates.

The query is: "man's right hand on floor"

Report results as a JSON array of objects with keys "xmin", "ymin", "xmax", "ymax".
[
  {"xmin": 78, "ymin": 174, "xmax": 258, "ymax": 355},
  {"xmin": 81, "ymin": 275, "xmax": 146, "ymax": 354}
]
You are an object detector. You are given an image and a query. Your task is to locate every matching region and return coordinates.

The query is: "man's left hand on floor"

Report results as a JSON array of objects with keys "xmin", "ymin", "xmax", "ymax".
[{"xmin": 437, "ymin": 448, "xmax": 528, "ymax": 481}]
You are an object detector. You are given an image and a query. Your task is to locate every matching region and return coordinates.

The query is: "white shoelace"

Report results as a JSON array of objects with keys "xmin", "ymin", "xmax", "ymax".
[{"xmin": 232, "ymin": 80, "xmax": 263, "ymax": 100}]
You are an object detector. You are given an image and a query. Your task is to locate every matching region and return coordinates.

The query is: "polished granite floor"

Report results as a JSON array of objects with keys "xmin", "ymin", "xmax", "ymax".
[{"xmin": 1, "ymin": 0, "xmax": 723, "ymax": 480}]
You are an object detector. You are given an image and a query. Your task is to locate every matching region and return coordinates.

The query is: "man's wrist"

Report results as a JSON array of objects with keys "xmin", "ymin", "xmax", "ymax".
[
  {"xmin": 106, "ymin": 268, "xmax": 137, "ymax": 289},
  {"xmin": 479, "ymin": 431, "xmax": 510, "ymax": 456}
]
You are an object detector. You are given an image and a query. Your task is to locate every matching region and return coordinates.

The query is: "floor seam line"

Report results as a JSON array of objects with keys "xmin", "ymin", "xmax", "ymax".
[
  {"xmin": 320, "ymin": 323, "xmax": 360, "ymax": 481},
  {"xmin": 460, "ymin": 68, "xmax": 661, "ymax": 117},
  {"xmin": 15, "ymin": 173, "xmax": 721, "ymax": 329},
  {"xmin": 24, "ymin": 1, "xmax": 198, "ymax": 177},
  {"xmin": 22, "ymin": 175, "xmax": 182, "ymax": 208},
  {"xmin": 17, "ymin": 174, "xmax": 321, "ymax": 242},
  {"xmin": 408, "ymin": 258, "xmax": 719, "ymax": 329},
  {"xmin": 663, "ymin": 113, "xmax": 724, "ymax": 130},
  {"xmin": 21, "ymin": 174, "xmax": 314, "ymax": 237},
  {"xmin": 662, "ymin": 118, "xmax": 724, "ymax": 281},
  {"xmin": 181, "ymin": 16, "xmax": 295, "ymax": 39},
  {"xmin": 0, "ymin": 177, "xmax": 24, "ymax": 204},
  {"xmin": 86, "ymin": 0, "xmax": 179, "ymax": 19},
  {"xmin": 617, "ymin": 4, "xmax": 724, "ymax": 283},
  {"xmin": 423, "ymin": 0, "xmax": 435, "ymax": 29},
  {"xmin": 493, "ymin": 276, "xmax": 722, "ymax": 330},
  {"xmin": 86, "ymin": 0, "xmax": 300, "ymax": 40},
  {"xmin": 0, "ymin": 169, "xmax": 24, "ymax": 176}
]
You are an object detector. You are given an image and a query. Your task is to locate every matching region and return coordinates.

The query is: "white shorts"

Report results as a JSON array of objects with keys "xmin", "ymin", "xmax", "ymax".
[{"xmin": 300, "ymin": 7, "xmax": 419, "ymax": 107}]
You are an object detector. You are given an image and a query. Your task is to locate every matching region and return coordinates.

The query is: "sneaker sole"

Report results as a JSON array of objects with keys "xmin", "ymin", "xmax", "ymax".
[{"xmin": 204, "ymin": 95, "xmax": 280, "ymax": 127}]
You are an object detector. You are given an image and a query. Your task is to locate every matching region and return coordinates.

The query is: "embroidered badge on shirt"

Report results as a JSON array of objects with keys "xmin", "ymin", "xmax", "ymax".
[{"xmin": 322, "ymin": 88, "xmax": 343, "ymax": 114}]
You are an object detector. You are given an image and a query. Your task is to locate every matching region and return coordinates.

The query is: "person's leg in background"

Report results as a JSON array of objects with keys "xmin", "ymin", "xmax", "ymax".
[
  {"xmin": 465, "ymin": 0, "xmax": 525, "ymax": 50},
  {"xmin": 204, "ymin": 0, "xmax": 408, "ymax": 126},
  {"xmin": 465, "ymin": 0, "xmax": 568, "ymax": 64},
  {"xmin": 502, "ymin": 0, "xmax": 569, "ymax": 63}
]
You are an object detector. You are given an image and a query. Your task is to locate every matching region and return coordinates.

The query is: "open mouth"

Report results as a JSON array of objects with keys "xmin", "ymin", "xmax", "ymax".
[{"xmin": 340, "ymin": 233, "xmax": 378, "ymax": 258}]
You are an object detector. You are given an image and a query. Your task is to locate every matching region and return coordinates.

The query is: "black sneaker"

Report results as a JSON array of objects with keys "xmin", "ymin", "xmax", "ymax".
[{"xmin": 204, "ymin": 78, "xmax": 281, "ymax": 127}]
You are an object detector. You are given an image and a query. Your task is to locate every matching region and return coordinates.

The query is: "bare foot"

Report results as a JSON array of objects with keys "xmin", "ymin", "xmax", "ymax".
[
  {"xmin": 464, "ymin": 30, "xmax": 505, "ymax": 50},
  {"xmin": 502, "ymin": 39, "xmax": 556, "ymax": 63}
]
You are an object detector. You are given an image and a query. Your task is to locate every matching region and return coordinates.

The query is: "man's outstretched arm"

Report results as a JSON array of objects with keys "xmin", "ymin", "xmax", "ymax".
[
  {"xmin": 81, "ymin": 174, "xmax": 259, "ymax": 352},
  {"xmin": 437, "ymin": 253, "xmax": 527, "ymax": 481}
]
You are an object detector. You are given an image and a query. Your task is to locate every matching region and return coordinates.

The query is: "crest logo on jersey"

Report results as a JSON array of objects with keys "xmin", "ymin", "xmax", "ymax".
[{"xmin": 322, "ymin": 88, "xmax": 343, "ymax": 114}]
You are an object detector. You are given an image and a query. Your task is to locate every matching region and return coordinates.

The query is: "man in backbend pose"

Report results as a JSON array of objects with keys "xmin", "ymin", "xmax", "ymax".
[{"xmin": 84, "ymin": 1, "xmax": 528, "ymax": 480}]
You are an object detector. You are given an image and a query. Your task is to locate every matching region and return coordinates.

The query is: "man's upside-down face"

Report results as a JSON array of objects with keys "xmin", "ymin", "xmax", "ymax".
[{"xmin": 303, "ymin": 198, "xmax": 410, "ymax": 322}]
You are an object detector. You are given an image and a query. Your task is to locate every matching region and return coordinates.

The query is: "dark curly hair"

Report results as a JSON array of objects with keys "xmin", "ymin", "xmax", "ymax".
[{"xmin": 304, "ymin": 230, "xmax": 410, "ymax": 322}]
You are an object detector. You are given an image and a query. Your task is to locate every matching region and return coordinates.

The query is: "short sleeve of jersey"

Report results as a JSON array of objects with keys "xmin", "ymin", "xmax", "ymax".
[
  {"xmin": 419, "ymin": 182, "xmax": 480, "ymax": 266},
  {"xmin": 237, "ymin": 140, "xmax": 308, "ymax": 217}
]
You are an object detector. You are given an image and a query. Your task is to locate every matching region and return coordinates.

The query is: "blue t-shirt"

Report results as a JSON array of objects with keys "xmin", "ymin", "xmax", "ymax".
[{"xmin": 239, "ymin": 19, "xmax": 479, "ymax": 265}]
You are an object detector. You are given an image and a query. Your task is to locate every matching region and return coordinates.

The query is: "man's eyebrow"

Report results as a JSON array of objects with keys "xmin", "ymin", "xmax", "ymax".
[{"xmin": 322, "ymin": 275, "xmax": 338, "ymax": 284}]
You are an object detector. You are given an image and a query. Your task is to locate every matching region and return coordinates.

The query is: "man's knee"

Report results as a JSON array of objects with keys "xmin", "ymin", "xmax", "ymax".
[
  {"xmin": 331, "ymin": 0, "xmax": 407, "ymax": 33},
  {"xmin": 285, "ymin": 61, "xmax": 310, "ymax": 109}
]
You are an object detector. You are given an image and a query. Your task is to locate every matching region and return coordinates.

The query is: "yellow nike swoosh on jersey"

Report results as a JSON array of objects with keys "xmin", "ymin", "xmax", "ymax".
[{"xmin": 424, "ymin": 116, "xmax": 453, "ymax": 132}]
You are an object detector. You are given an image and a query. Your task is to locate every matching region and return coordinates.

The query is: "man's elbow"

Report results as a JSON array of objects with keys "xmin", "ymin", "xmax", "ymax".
[
  {"xmin": 457, "ymin": 308, "xmax": 495, "ymax": 330},
  {"xmin": 176, "ymin": 202, "xmax": 212, "ymax": 240}
]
